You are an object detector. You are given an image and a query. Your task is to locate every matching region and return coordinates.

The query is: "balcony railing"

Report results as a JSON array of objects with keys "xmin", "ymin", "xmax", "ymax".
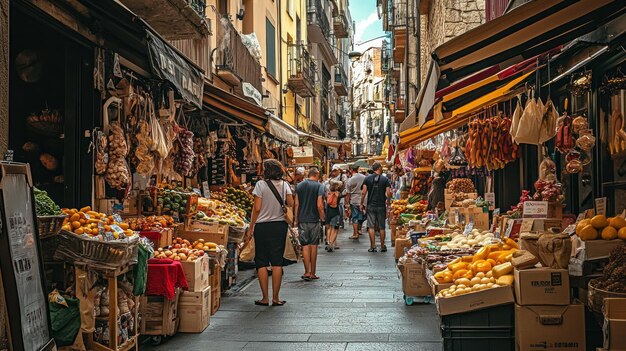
[
  {"xmin": 287, "ymin": 43, "xmax": 316, "ymax": 97},
  {"xmin": 333, "ymin": 11, "xmax": 349, "ymax": 38},
  {"xmin": 307, "ymin": 0, "xmax": 331, "ymax": 40},
  {"xmin": 120, "ymin": 0, "xmax": 209, "ymax": 39},
  {"xmin": 334, "ymin": 65, "xmax": 348, "ymax": 96},
  {"xmin": 392, "ymin": 0, "xmax": 407, "ymax": 27},
  {"xmin": 215, "ymin": 17, "xmax": 262, "ymax": 95}
]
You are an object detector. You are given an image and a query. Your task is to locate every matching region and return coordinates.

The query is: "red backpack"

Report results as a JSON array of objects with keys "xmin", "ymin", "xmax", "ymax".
[{"xmin": 327, "ymin": 191, "xmax": 339, "ymax": 208}]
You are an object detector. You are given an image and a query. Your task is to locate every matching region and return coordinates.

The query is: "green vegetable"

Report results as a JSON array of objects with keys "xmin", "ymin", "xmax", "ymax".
[{"xmin": 33, "ymin": 187, "xmax": 62, "ymax": 216}]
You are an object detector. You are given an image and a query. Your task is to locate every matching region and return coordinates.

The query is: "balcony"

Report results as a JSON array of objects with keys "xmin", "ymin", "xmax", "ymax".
[
  {"xmin": 333, "ymin": 11, "xmax": 349, "ymax": 38},
  {"xmin": 393, "ymin": 27, "xmax": 406, "ymax": 63},
  {"xmin": 215, "ymin": 17, "xmax": 263, "ymax": 99},
  {"xmin": 394, "ymin": 95, "xmax": 406, "ymax": 123},
  {"xmin": 334, "ymin": 65, "xmax": 348, "ymax": 96},
  {"xmin": 307, "ymin": 0, "xmax": 338, "ymax": 65},
  {"xmin": 287, "ymin": 44, "xmax": 316, "ymax": 97},
  {"xmin": 120, "ymin": 0, "xmax": 210, "ymax": 40}
]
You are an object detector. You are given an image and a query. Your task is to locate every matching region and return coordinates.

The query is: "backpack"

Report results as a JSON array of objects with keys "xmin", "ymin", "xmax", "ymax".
[{"xmin": 327, "ymin": 191, "xmax": 339, "ymax": 208}]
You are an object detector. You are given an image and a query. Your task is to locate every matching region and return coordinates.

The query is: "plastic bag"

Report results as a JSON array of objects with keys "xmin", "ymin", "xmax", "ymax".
[
  {"xmin": 536, "ymin": 233, "xmax": 571, "ymax": 269},
  {"xmin": 149, "ymin": 101, "xmax": 169, "ymax": 159},
  {"xmin": 515, "ymin": 97, "xmax": 542, "ymax": 145}
]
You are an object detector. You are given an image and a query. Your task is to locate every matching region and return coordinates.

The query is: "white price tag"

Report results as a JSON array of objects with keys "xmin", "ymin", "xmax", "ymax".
[
  {"xmin": 523, "ymin": 201, "xmax": 549, "ymax": 218},
  {"xmin": 594, "ymin": 197, "xmax": 607, "ymax": 216},
  {"xmin": 110, "ymin": 224, "xmax": 124, "ymax": 235},
  {"xmin": 563, "ymin": 224, "xmax": 576, "ymax": 236},
  {"xmin": 463, "ymin": 222, "xmax": 473, "ymax": 236},
  {"xmin": 485, "ymin": 192, "xmax": 495, "ymax": 210}
]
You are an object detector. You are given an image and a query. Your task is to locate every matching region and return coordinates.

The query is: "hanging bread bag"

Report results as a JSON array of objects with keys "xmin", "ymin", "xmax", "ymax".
[
  {"xmin": 509, "ymin": 95, "xmax": 523, "ymax": 142},
  {"xmin": 539, "ymin": 98, "xmax": 559, "ymax": 144},
  {"xmin": 515, "ymin": 93, "xmax": 542, "ymax": 145}
]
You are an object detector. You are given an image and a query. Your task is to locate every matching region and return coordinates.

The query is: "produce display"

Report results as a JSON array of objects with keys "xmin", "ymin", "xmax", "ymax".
[
  {"xmin": 409, "ymin": 172, "xmax": 432, "ymax": 195},
  {"xmin": 210, "ymin": 186, "xmax": 254, "ymax": 217},
  {"xmin": 156, "ymin": 186, "xmax": 196, "ymax": 216},
  {"xmin": 466, "ymin": 115, "xmax": 518, "ymax": 170},
  {"xmin": 61, "ymin": 206, "xmax": 135, "ymax": 240},
  {"xmin": 446, "ymin": 178, "xmax": 476, "ymax": 194},
  {"xmin": 403, "ymin": 246, "xmax": 477, "ymax": 272},
  {"xmin": 153, "ymin": 237, "xmax": 212, "ymax": 261},
  {"xmin": 390, "ymin": 199, "xmax": 428, "ymax": 217},
  {"xmin": 532, "ymin": 179, "xmax": 564, "ymax": 203},
  {"xmin": 34, "ymin": 187, "xmax": 62, "ymax": 216},
  {"xmin": 575, "ymin": 215, "xmax": 626, "ymax": 241},
  {"xmin": 592, "ymin": 246, "xmax": 626, "ymax": 292},
  {"xmin": 194, "ymin": 200, "xmax": 246, "ymax": 228},
  {"xmin": 435, "ymin": 239, "xmax": 520, "ymax": 297},
  {"xmin": 439, "ymin": 229, "xmax": 497, "ymax": 251},
  {"xmin": 172, "ymin": 126, "xmax": 195, "ymax": 177},
  {"xmin": 124, "ymin": 215, "xmax": 176, "ymax": 231}
]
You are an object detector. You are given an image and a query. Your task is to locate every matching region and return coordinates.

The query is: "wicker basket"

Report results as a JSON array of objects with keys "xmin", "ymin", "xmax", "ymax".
[
  {"xmin": 588, "ymin": 279, "xmax": 626, "ymax": 314},
  {"xmin": 37, "ymin": 215, "xmax": 67, "ymax": 239},
  {"xmin": 53, "ymin": 229, "xmax": 139, "ymax": 270}
]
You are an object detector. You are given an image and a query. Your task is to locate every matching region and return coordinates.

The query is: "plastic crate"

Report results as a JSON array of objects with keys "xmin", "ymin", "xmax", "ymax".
[
  {"xmin": 440, "ymin": 303, "xmax": 514, "ymax": 329},
  {"xmin": 443, "ymin": 333, "xmax": 514, "ymax": 351}
]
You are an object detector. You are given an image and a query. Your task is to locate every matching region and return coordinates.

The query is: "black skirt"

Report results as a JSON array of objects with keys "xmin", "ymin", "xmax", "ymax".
[{"xmin": 253, "ymin": 221, "xmax": 288, "ymax": 268}]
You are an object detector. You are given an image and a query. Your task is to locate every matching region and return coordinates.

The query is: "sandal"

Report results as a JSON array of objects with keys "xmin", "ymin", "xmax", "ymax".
[
  {"xmin": 310, "ymin": 275, "xmax": 320, "ymax": 280},
  {"xmin": 272, "ymin": 300, "xmax": 287, "ymax": 306},
  {"xmin": 301, "ymin": 275, "xmax": 312, "ymax": 281},
  {"xmin": 349, "ymin": 236, "xmax": 359, "ymax": 239},
  {"xmin": 381, "ymin": 245, "xmax": 388, "ymax": 252},
  {"xmin": 254, "ymin": 300, "xmax": 269, "ymax": 306},
  {"xmin": 368, "ymin": 247, "xmax": 377, "ymax": 252}
]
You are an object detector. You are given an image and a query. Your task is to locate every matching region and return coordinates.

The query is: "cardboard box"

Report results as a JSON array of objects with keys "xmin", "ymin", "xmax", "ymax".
[
  {"xmin": 514, "ymin": 268, "xmax": 570, "ymax": 306},
  {"xmin": 187, "ymin": 220, "xmax": 229, "ymax": 235},
  {"xmin": 430, "ymin": 276, "xmax": 453, "ymax": 296},
  {"xmin": 436, "ymin": 286, "xmax": 514, "ymax": 316},
  {"xmin": 180, "ymin": 255, "xmax": 209, "ymax": 292},
  {"xmin": 444, "ymin": 190, "xmax": 478, "ymax": 210},
  {"xmin": 140, "ymin": 227, "xmax": 174, "ymax": 249},
  {"xmin": 395, "ymin": 238, "xmax": 412, "ymax": 260},
  {"xmin": 576, "ymin": 239, "xmax": 624, "ymax": 260},
  {"xmin": 399, "ymin": 261, "xmax": 431, "ymax": 297},
  {"xmin": 178, "ymin": 287, "xmax": 211, "ymax": 333},
  {"xmin": 447, "ymin": 206, "xmax": 490, "ymax": 230},
  {"xmin": 515, "ymin": 302, "xmax": 585, "ymax": 351},
  {"xmin": 179, "ymin": 229, "xmax": 228, "ymax": 247},
  {"xmin": 603, "ymin": 298, "xmax": 626, "ymax": 350}
]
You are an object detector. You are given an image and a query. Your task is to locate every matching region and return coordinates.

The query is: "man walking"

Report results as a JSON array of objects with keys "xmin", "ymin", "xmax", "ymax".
[
  {"xmin": 294, "ymin": 167, "xmax": 325, "ymax": 281},
  {"xmin": 360, "ymin": 162, "xmax": 392, "ymax": 252},
  {"xmin": 344, "ymin": 164, "xmax": 366, "ymax": 239}
]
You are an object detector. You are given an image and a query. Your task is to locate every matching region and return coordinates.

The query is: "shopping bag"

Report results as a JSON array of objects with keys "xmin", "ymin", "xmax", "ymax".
[
  {"xmin": 509, "ymin": 95, "xmax": 523, "ymax": 141},
  {"xmin": 283, "ymin": 227, "xmax": 301, "ymax": 264},
  {"xmin": 239, "ymin": 237, "xmax": 255, "ymax": 262},
  {"xmin": 515, "ymin": 96, "xmax": 541, "ymax": 145},
  {"xmin": 538, "ymin": 98, "xmax": 558, "ymax": 144}
]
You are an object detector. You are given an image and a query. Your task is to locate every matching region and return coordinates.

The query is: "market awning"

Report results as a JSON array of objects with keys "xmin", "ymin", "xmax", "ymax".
[
  {"xmin": 413, "ymin": 0, "xmax": 626, "ymax": 127},
  {"xmin": 203, "ymin": 83, "xmax": 268, "ymax": 132},
  {"xmin": 399, "ymin": 71, "xmax": 534, "ymax": 149},
  {"xmin": 266, "ymin": 114, "xmax": 301, "ymax": 146},
  {"xmin": 303, "ymin": 134, "xmax": 352, "ymax": 148}
]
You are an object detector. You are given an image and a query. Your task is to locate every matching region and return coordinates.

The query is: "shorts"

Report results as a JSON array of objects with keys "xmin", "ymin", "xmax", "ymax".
[
  {"xmin": 325, "ymin": 205, "xmax": 342, "ymax": 227},
  {"xmin": 253, "ymin": 221, "xmax": 288, "ymax": 268},
  {"xmin": 298, "ymin": 222, "xmax": 322, "ymax": 246},
  {"xmin": 366, "ymin": 206, "xmax": 386, "ymax": 231},
  {"xmin": 350, "ymin": 204, "xmax": 365, "ymax": 224}
]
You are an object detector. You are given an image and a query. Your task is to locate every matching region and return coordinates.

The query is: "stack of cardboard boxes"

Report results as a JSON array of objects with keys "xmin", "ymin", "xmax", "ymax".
[
  {"xmin": 178, "ymin": 255, "xmax": 211, "ymax": 333},
  {"xmin": 514, "ymin": 267, "xmax": 586, "ymax": 351},
  {"xmin": 601, "ymin": 298, "xmax": 626, "ymax": 351}
]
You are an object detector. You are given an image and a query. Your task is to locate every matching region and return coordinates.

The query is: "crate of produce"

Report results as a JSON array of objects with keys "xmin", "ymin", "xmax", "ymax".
[
  {"xmin": 140, "ymin": 288, "xmax": 181, "ymax": 337},
  {"xmin": 54, "ymin": 230, "xmax": 139, "ymax": 270},
  {"xmin": 37, "ymin": 215, "xmax": 67, "ymax": 239},
  {"xmin": 441, "ymin": 304, "xmax": 514, "ymax": 351}
]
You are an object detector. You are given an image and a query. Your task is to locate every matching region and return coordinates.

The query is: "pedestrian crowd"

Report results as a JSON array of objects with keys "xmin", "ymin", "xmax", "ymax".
[{"xmin": 245, "ymin": 159, "xmax": 393, "ymax": 306}]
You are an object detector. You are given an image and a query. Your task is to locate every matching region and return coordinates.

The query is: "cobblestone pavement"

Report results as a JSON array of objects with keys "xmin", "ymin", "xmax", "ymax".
[{"xmin": 144, "ymin": 229, "xmax": 442, "ymax": 351}]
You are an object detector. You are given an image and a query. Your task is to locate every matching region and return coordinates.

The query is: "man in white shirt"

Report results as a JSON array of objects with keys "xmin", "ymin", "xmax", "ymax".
[{"xmin": 344, "ymin": 164, "xmax": 366, "ymax": 239}]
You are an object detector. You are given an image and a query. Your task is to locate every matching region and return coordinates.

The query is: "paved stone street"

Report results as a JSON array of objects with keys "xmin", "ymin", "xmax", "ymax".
[{"xmin": 144, "ymin": 229, "xmax": 442, "ymax": 351}]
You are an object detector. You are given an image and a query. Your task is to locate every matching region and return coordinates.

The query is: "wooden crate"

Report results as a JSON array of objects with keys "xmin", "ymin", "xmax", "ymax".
[
  {"xmin": 209, "ymin": 259, "xmax": 221, "ymax": 315},
  {"xmin": 140, "ymin": 288, "xmax": 181, "ymax": 336},
  {"xmin": 444, "ymin": 190, "xmax": 478, "ymax": 210},
  {"xmin": 179, "ymin": 229, "xmax": 228, "ymax": 247}
]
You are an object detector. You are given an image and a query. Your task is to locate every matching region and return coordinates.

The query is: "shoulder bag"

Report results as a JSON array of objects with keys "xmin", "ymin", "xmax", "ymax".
[{"xmin": 266, "ymin": 180, "xmax": 294, "ymax": 225}]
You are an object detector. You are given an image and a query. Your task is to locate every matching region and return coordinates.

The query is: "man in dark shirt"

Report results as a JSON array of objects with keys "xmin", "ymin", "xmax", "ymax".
[
  {"xmin": 360, "ymin": 162, "xmax": 392, "ymax": 252},
  {"xmin": 294, "ymin": 167, "xmax": 325, "ymax": 281}
]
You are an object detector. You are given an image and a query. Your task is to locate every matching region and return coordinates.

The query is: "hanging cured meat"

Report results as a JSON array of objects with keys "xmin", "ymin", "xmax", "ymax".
[{"xmin": 465, "ymin": 114, "xmax": 518, "ymax": 171}]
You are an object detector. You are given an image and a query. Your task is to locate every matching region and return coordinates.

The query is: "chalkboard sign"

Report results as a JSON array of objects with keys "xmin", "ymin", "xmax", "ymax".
[{"xmin": 0, "ymin": 162, "xmax": 55, "ymax": 351}]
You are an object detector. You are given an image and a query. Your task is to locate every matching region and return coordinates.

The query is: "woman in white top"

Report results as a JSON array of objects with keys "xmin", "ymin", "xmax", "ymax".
[{"xmin": 247, "ymin": 159, "xmax": 294, "ymax": 306}]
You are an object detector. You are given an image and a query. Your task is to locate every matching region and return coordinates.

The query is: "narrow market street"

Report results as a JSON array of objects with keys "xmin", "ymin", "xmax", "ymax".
[{"xmin": 145, "ymin": 229, "xmax": 442, "ymax": 351}]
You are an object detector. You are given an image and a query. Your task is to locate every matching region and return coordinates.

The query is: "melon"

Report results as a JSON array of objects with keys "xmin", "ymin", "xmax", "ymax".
[
  {"xmin": 591, "ymin": 215, "xmax": 609, "ymax": 229},
  {"xmin": 601, "ymin": 226, "xmax": 618, "ymax": 240},
  {"xmin": 578, "ymin": 225, "xmax": 599, "ymax": 241},
  {"xmin": 609, "ymin": 216, "xmax": 626, "ymax": 230},
  {"xmin": 576, "ymin": 219, "xmax": 591, "ymax": 235},
  {"xmin": 618, "ymin": 227, "xmax": 626, "ymax": 240}
]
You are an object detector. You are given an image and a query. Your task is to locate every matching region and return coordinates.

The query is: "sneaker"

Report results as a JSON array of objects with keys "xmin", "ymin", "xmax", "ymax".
[{"xmin": 368, "ymin": 247, "xmax": 377, "ymax": 253}]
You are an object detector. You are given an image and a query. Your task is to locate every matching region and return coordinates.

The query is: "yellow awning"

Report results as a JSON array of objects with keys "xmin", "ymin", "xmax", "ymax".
[{"xmin": 398, "ymin": 71, "xmax": 534, "ymax": 150}]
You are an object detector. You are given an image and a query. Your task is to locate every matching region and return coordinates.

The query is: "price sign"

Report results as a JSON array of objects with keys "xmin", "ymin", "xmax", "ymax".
[
  {"xmin": 202, "ymin": 181, "xmax": 210, "ymax": 198},
  {"xmin": 576, "ymin": 213, "xmax": 586, "ymax": 222},
  {"xmin": 595, "ymin": 197, "xmax": 607, "ymax": 216},
  {"xmin": 523, "ymin": 201, "xmax": 549, "ymax": 218},
  {"xmin": 485, "ymin": 192, "xmax": 495, "ymax": 210},
  {"xmin": 563, "ymin": 224, "xmax": 577, "ymax": 236},
  {"xmin": 520, "ymin": 218, "xmax": 534, "ymax": 232},
  {"xmin": 463, "ymin": 222, "xmax": 474, "ymax": 236},
  {"xmin": 493, "ymin": 208, "xmax": 500, "ymax": 216}
]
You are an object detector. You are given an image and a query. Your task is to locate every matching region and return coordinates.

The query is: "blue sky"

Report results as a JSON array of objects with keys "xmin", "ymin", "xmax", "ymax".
[{"xmin": 349, "ymin": 0, "xmax": 386, "ymax": 51}]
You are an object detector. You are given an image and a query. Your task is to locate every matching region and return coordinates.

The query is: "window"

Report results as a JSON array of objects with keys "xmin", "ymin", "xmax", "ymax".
[{"xmin": 266, "ymin": 18, "xmax": 277, "ymax": 78}]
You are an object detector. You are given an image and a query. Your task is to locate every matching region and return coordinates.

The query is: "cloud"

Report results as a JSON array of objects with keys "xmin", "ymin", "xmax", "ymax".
[{"xmin": 354, "ymin": 11, "xmax": 379, "ymax": 44}]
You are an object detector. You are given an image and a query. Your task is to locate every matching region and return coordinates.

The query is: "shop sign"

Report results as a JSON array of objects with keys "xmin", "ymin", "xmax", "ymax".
[
  {"xmin": 522, "ymin": 201, "xmax": 548, "ymax": 218},
  {"xmin": 242, "ymin": 82, "xmax": 263, "ymax": 106},
  {"xmin": 146, "ymin": 31, "xmax": 203, "ymax": 108},
  {"xmin": 594, "ymin": 197, "xmax": 607, "ymax": 216},
  {"xmin": 293, "ymin": 145, "xmax": 313, "ymax": 158}
]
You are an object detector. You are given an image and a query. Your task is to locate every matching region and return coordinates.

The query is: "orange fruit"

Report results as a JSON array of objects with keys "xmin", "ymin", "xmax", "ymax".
[
  {"xmin": 591, "ymin": 215, "xmax": 609, "ymax": 229},
  {"xmin": 578, "ymin": 225, "xmax": 599, "ymax": 241},
  {"xmin": 601, "ymin": 226, "xmax": 618, "ymax": 240}
]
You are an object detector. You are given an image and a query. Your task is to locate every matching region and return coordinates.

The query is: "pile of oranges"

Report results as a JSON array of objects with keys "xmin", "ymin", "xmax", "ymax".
[{"xmin": 61, "ymin": 206, "xmax": 134, "ymax": 239}]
